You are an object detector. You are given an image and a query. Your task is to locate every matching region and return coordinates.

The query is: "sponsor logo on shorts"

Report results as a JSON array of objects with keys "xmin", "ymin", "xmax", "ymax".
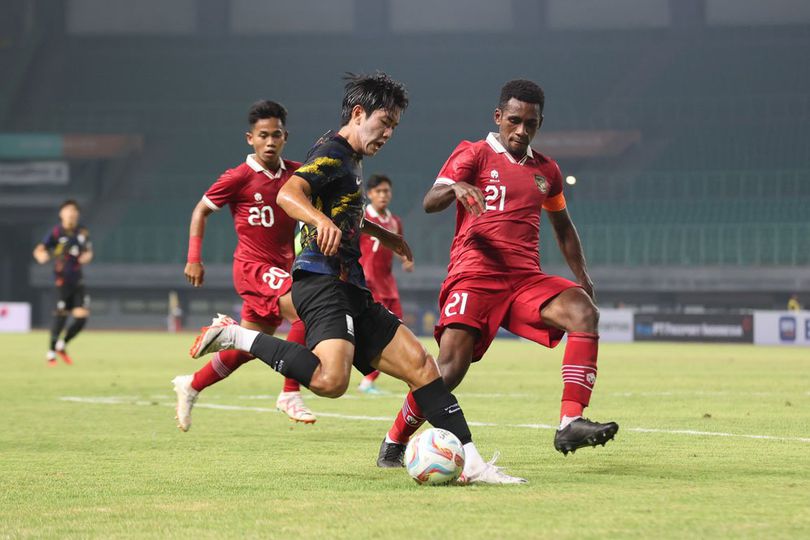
[
  {"xmin": 346, "ymin": 314, "xmax": 355, "ymax": 337},
  {"xmin": 534, "ymin": 175, "xmax": 548, "ymax": 194}
]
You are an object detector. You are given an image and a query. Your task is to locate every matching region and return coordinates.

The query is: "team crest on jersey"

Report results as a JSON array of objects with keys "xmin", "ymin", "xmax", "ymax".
[
  {"xmin": 534, "ymin": 175, "xmax": 548, "ymax": 194},
  {"xmin": 254, "ymin": 193, "xmax": 263, "ymax": 202},
  {"xmin": 490, "ymin": 169, "xmax": 499, "ymax": 179}
]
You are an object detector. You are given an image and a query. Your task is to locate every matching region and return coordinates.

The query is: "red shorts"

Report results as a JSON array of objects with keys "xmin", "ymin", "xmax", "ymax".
[
  {"xmin": 435, "ymin": 271, "xmax": 579, "ymax": 361},
  {"xmin": 233, "ymin": 260, "xmax": 293, "ymax": 328}
]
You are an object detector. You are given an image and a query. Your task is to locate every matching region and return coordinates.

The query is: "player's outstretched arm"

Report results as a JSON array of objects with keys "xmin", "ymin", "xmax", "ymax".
[
  {"xmin": 277, "ymin": 175, "xmax": 342, "ymax": 256},
  {"xmin": 32, "ymin": 244, "xmax": 50, "ymax": 264},
  {"xmin": 423, "ymin": 182, "xmax": 485, "ymax": 216},
  {"xmin": 360, "ymin": 220, "xmax": 413, "ymax": 261},
  {"xmin": 184, "ymin": 200, "xmax": 214, "ymax": 287},
  {"xmin": 547, "ymin": 208, "xmax": 595, "ymax": 299}
]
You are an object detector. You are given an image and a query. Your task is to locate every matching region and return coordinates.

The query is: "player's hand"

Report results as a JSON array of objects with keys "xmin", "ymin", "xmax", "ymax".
[
  {"xmin": 316, "ymin": 217, "xmax": 342, "ymax": 256},
  {"xmin": 389, "ymin": 237, "xmax": 413, "ymax": 262},
  {"xmin": 33, "ymin": 251, "xmax": 50, "ymax": 264},
  {"xmin": 401, "ymin": 256, "xmax": 415, "ymax": 272},
  {"xmin": 185, "ymin": 262, "xmax": 205, "ymax": 287},
  {"xmin": 450, "ymin": 183, "xmax": 486, "ymax": 216}
]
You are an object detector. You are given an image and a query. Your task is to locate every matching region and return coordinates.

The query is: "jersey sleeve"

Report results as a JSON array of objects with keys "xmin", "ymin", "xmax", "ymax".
[
  {"xmin": 78, "ymin": 227, "xmax": 92, "ymax": 251},
  {"xmin": 294, "ymin": 142, "xmax": 349, "ymax": 195},
  {"xmin": 542, "ymin": 161, "xmax": 567, "ymax": 212},
  {"xmin": 434, "ymin": 141, "xmax": 478, "ymax": 186},
  {"xmin": 202, "ymin": 168, "xmax": 242, "ymax": 211}
]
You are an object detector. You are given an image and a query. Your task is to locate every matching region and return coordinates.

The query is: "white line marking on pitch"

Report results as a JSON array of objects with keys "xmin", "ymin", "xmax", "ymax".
[{"xmin": 59, "ymin": 396, "xmax": 810, "ymax": 444}]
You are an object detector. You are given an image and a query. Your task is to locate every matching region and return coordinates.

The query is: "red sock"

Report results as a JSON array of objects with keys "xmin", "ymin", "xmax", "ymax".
[
  {"xmin": 386, "ymin": 392, "xmax": 426, "ymax": 444},
  {"xmin": 282, "ymin": 320, "xmax": 307, "ymax": 393},
  {"xmin": 560, "ymin": 332, "xmax": 599, "ymax": 419},
  {"xmin": 364, "ymin": 370, "xmax": 381, "ymax": 382},
  {"xmin": 191, "ymin": 350, "xmax": 253, "ymax": 391}
]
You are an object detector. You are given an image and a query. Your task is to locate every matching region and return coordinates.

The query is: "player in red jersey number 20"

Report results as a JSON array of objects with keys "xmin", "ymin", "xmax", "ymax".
[{"xmin": 172, "ymin": 101, "xmax": 316, "ymax": 431}]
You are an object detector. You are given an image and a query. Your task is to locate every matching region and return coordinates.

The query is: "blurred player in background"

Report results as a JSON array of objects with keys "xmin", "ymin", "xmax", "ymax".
[
  {"xmin": 33, "ymin": 199, "xmax": 93, "ymax": 366},
  {"xmin": 357, "ymin": 174, "xmax": 414, "ymax": 394},
  {"xmin": 172, "ymin": 100, "xmax": 316, "ymax": 431},
  {"xmin": 189, "ymin": 72, "xmax": 525, "ymax": 483},
  {"xmin": 787, "ymin": 293, "xmax": 802, "ymax": 311},
  {"xmin": 377, "ymin": 79, "xmax": 618, "ymax": 467}
]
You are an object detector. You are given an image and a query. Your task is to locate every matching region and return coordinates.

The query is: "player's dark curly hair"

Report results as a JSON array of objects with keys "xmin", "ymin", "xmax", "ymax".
[
  {"xmin": 366, "ymin": 174, "xmax": 392, "ymax": 190},
  {"xmin": 499, "ymin": 79, "xmax": 545, "ymax": 111},
  {"xmin": 248, "ymin": 100, "xmax": 288, "ymax": 126},
  {"xmin": 59, "ymin": 199, "xmax": 80, "ymax": 211},
  {"xmin": 340, "ymin": 72, "xmax": 409, "ymax": 126}
]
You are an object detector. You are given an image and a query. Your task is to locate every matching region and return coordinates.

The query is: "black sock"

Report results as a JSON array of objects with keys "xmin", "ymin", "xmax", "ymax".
[
  {"xmin": 412, "ymin": 377, "xmax": 472, "ymax": 445},
  {"xmin": 64, "ymin": 317, "xmax": 87, "ymax": 343},
  {"xmin": 50, "ymin": 314, "xmax": 68, "ymax": 350},
  {"xmin": 249, "ymin": 332, "xmax": 320, "ymax": 388}
]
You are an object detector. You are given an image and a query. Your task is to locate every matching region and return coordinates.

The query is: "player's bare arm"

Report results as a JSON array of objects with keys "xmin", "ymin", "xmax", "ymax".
[
  {"xmin": 360, "ymin": 219, "xmax": 413, "ymax": 261},
  {"xmin": 547, "ymin": 208, "xmax": 594, "ymax": 299},
  {"xmin": 277, "ymin": 175, "xmax": 341, "ymax": 256},
  {"xmin": 33, "ymin": 244, "xmax": 50, "ymax": 264},
  {"xmin": 423, "ymin": 182, "xmax": 485, "ymax": 216},
  {"xmin": 184, "ymin": 199, "xmax": 214, "ymax": 287}
]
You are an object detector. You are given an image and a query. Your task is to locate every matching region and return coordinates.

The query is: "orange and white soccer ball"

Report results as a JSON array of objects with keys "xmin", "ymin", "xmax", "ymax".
[{"xmin": 404, "ymin": 428, "xmax": 465, "ymax": 485}]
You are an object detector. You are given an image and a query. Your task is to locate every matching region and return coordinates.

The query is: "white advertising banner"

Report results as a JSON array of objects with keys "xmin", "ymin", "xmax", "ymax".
[
  {"xmin": 0, "ymin": 302, "xmax": 31, "ymax": 332},
  {"xmin": 753, "ymin": 311, "xmax": 810, "ymax": 346},
  {"xmin": 0, "ymin": 161, "xmax": 69, "ymax": 185},
  {"xmin": 598, "ymin": 309, "xmax": 634, "ymax": 343}
]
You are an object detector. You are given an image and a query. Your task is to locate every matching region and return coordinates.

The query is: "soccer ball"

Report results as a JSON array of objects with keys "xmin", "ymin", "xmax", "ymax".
[{"xmin": 404, "ymin": 428, "xmax": 465, "ymax": 485}]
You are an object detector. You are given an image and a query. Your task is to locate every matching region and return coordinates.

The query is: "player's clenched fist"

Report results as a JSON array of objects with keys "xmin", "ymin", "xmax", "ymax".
[
  {"xmin": 316, "ymin": 218, "xmax": 342, "ymax": 256},
  {"xmin": 185, "ymin": 262, "xmax": 205, "ymax": 287},
  {"xmin": 450, "ymin": 182, "xmax": 486, "ymax": 216}
]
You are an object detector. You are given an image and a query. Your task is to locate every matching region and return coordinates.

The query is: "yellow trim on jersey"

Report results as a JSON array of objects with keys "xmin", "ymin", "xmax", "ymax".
[{"xmin": 296, "ymin": 156, "xmax": 342, "ymax": 176}]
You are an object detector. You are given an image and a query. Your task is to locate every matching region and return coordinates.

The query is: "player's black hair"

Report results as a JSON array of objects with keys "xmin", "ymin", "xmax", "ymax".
[
  {"xmin": 248, "ymin": 100, "xmax": 288, "ymax": 127},
  {"xmin": 498, "ymin": 79, "xmax": 545, "ymax": 112},
  {"xmin": 59, "ymin": 199, "xmax": 80, "ymax": 212},
  {"xmin": 366, "ymin": 174, "xmax": 392, "ymax": 190},
  {"xmin": 340, "ymin": 72, "xmax": 409, "ymax": 126}
]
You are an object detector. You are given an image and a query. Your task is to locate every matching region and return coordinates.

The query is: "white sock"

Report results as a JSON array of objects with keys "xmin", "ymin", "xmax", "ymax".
[
  {"xmin": 234, "ymin": 326, "xmax": 260, "ymax": 352},
  {"xmin": 384, "ymin": 434, "xmax": 400, "ymax": 445},
  {"xmin": 462, "ymin": 442, "xmax": 485, "ymax": 473},
  {"xmin": 559, "ymin": 415, "xmax": 581, "ymax": 430}
]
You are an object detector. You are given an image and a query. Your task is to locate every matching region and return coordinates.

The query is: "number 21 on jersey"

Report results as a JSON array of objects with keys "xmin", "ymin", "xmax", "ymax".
[
  {"xmin": 484, "ymin": 185, "xmax": 506, "ymax": 211},
  {"xmin": 444, "ymin": 292, "xmax": 469, "ymax": 317}
]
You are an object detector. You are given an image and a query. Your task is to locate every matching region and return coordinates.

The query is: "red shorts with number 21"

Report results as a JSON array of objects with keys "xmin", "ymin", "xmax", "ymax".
[{"xmin": 435, "ymin": 271, "xmax": 579, "ymax": 362}]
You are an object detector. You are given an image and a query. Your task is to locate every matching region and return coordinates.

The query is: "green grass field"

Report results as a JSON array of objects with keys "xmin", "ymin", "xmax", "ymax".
[{"xmin": 2, "ymin": 331, "xmax": 809, "ymax": 539}]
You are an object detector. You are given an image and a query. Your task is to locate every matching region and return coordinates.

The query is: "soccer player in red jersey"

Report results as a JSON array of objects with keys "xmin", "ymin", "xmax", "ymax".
[
  {"xmin": 357, "ymin": 174, "xmax": 413, "ymax": 393},
  {"xmin": 172, "ymin": 100, "xmax": 316, "ymax": 431},
  {"xmin": 376, "ymin": 80, "xmax": 618, "ymax": 466}
]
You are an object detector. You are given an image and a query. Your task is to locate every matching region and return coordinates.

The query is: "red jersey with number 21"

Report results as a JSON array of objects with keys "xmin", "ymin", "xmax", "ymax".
[
  {"xmin": 434, "ymin": 133, "xmax": 568, "ymax": 278},
  {"xmin": 202, "ymin": 155, "xmax": 301, "ymax": 268}
]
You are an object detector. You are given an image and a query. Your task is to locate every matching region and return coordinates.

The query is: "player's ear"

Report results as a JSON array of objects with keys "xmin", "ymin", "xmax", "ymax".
[
  {"xmin": 245, "ymin": 131, "xmax": 253, "ymax": 145},
  {"xmin": 494, "ymin": 108, "xmax": 502, "ymax": 125},
  {"xmin": 283, "ymin": 130, "xmax": 289, "ymax": 141},
  {"xmin": 538, "ymin": 114, "xmax": 544, "ymax": 130},
  {"xmin": 352, "ymin": 104, "xmax": 366, "ymax": 124}
]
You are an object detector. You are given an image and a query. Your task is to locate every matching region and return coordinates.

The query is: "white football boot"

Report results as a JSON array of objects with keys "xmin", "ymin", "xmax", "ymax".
[
  {"xmin": 189, "ymin": 314, "xmax": 239, "ymax": 358},
  {"xmin": 172, "ymin": 375, "xmax": 198, "ymax": 432},
  {"xmin": 458, "ymin": 452, "xmax": 527, "ymax": 485},
  {"xmin": 276, "ymin": 392, "xmax": 317, "ymax": 424}
]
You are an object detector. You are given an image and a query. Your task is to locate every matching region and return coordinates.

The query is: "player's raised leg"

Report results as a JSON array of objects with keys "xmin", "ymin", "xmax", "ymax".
[{"xmin": 540, "ymin": 288, "xmax": 619, "ymax": 454}]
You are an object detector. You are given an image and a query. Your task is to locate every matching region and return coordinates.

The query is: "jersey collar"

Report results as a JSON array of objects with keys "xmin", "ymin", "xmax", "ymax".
[
  {"xmin": 365, "ymin": 205, "xmax": 392, "ymax": 222},
  {"xmin": 486, "ymin": 132, "xmax": 533, "ymax": 165},
  {"xmin": 246, "ymin": 154, "xmax": 286, "ymax": 179}
]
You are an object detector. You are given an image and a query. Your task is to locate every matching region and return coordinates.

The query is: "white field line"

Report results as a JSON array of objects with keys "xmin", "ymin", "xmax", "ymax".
[{"xmin": 59, "ymin": 396, "xmax": 810, "ymax": 444}]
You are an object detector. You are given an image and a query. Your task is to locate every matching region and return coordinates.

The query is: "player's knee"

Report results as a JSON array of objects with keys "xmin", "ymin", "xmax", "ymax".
[
  {"xmin": 309, "ymin": 373, "xmax": 349, "ymax": 398},
  {"xmin": 569, "ymin": 298, "xmax": 599, "ymax": 333}
]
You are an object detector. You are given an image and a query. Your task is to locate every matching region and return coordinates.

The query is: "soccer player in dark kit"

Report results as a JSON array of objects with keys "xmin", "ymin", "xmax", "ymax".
[
  {"xmin": 376, "ymin": 79, "xmax": 619, "ymax": 467},
  {"xmin": 33, "ymin": 199, "xmax": 93, "ymax": 366},
  {"xmin": 189, "ymin": 72, "xmax": 525, "ymax": 484}
]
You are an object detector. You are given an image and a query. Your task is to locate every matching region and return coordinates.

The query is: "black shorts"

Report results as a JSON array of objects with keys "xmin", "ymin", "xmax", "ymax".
[
  {"xmin": 291, "ymin": 271, "xmax": 401, "ymax": 375},
  {"xmin": 57, "ymin": 284, "xmax": 89, "ymax": 312}
]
